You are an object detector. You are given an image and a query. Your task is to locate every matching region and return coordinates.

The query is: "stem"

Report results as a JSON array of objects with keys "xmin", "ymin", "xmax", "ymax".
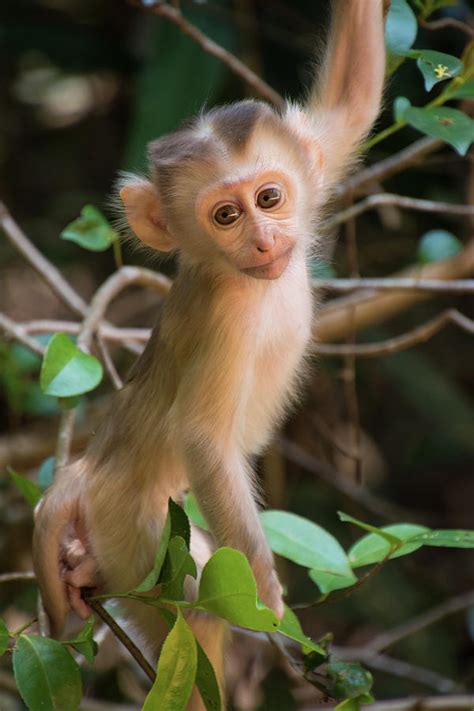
[
  {"xmin": 112, "ymin": 239, "xmax": 123, "ymax": 270},
  {"xmin": 12, "ymin": 618, "xmax": 37, "ymax": 637}
]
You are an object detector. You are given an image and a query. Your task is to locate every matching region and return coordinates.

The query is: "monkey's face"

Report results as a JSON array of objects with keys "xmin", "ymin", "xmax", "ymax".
[{"xmin": 195, "ymin": 168, "xmax": 301, "ymax": 280}]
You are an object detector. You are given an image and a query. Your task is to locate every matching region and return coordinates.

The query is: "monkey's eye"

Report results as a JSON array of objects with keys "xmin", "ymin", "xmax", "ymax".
[
  {"xmin": 256, "ymin": 187, "xmax": 281, "ymax": 209},
  {"xmin": 213, "ymin": 204, "xmax": 242, "ymax": 226}
]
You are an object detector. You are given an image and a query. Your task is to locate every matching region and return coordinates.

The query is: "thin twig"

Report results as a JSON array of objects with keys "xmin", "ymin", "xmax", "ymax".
[
  {"xmin": 0, "ymin": 314, "xmax": 45, "ymax": 356},
  {"xmin": 131, "ymin": 0, "xmax": 284, "ymax": 108},
  {"xmin": 338, "ymin": 137, "xmax": 443, "ymax": 199},
  {"xmin": 315, "ymin": 278, "xmax": 474, "ymax": 294},
  {"xmin": 313, "ymin": 308, "xmax": 474, "ymax": 358},
  {"xmin": 365, "ymin": 589, "xmax": 474, "ymax": 655},
  {"xmin": 97, "ymin": 334, "xmax": 123, "ymax": 389},
  {"xmin": 0, "ymin": 571, "xmax": 36, "ymax": 584},
  {"xmin": 15, "ymin": 319, "xmax": 151, "ymax": 344},
  {"xmin": 420, "ymin": 16, "xmax": 474, "ymax": 38},
  {"xmin": 86, "ymin": 598, "xmax": 156, "ymax": 683},
  {"xmin": 325, "ymin": 193, "xmax": 474, "ymax": 231},
  {"xmin": 54, "ymin": 409, "xmax": 77, "ymax": 471},
  {"xmin": 333, "ymin": 646, "xmax": 461, "ymax": 693},
  {"xmin": 0, "ymin": 200, "xmax": 88, "ymax": 317}
]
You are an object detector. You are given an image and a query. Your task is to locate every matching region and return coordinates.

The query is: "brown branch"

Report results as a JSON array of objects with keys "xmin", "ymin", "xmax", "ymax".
[
  {"xmin": 313, "ymin": 309, "xmax": 474, "ymax": 358},
  {"xmin": 86, "ymin": 597, "xmax": 156, "ymax": 683},
  {"xmin": 15, "ymin": 319, "xmax": 151, "ymax": 344},
  {"xmin": 338, "ymin": 137, "xmax": 443, "ymax": 199},
  {"xmin": 315, "ymin": 278, "xmax": 474, "ymax": 294},
  {"xmin": 332, "ymin": 646, "xmax": 461, "ymax": 693},
  {"xmin": 0, "ymin": 313, "xmax": 45, "ymax": 356},
  {"xmin": 316, "ymin": 240, "xmax": 474, "ymax": 343},
  {"xmin": 131, "ymin": 0, "xmax": 284, "ymax": 108},
  {"xmin": 0, "ymin": 571, "xmax": 36, "ymax": 584},
  {"xmin": 0, "ymin": 200, "xmax": 88, "ymax": 317},
  {"xmin": 325, "ymin": 193, "xmax": 474, "ymax": 231},
  {"xmin": 365, "ymin": 589, "xmax": 474, "ymax": 655},
  {"xmin": 420, "ymin": 16, "xmax": 474, "ymax": 38}
]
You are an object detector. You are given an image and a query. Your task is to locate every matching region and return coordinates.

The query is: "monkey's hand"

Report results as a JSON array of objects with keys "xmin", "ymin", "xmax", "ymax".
[{"xmin": 33, "ymin": 473, "xmax": 100, "ymax": 636}]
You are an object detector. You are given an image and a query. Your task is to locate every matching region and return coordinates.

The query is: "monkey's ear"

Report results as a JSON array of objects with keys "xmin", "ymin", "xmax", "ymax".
[{"xmin": 120, "ymin": 181, "xmax": 176, "ymax": 252}]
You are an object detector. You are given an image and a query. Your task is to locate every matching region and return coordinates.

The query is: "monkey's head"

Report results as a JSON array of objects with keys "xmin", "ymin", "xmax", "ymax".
[{"xmin": 120, "ymin": 100, "xmax": 323, "ymax": 280}]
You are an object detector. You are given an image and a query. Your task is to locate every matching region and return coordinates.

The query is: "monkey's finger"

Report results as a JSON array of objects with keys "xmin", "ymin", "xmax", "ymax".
[
  {"xmin": 63, "ymin": 538, "xmax": 87, "ymax": 568},
  {"xmin": 67, "ymin": 584, "xmax": 92, "ymax": 620},
  {"xmin": 63, "ymin": 558, "xmax": 98, "ymax": 589}
]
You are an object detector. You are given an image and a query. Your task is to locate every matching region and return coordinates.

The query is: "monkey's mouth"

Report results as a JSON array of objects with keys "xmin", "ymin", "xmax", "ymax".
[{"xmin": 242, "ymin": 247, "xmax": 293, "ymax": 280}]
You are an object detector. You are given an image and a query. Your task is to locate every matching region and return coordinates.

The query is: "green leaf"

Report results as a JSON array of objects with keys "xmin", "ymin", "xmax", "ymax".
[
  {"xmin": 339, "ymin": 512, "xmax": 403, "ymax": 547},
  {"xmin": 8, "ymin": 467, "xmax": 42, "ymax": 507},
  {"xmin": 385, "ymin": 0, "xmax": 417, "ymax": 56},
  {"xmin": 450, "ymin": 79, "xmax": 474, "ymax": 99},
  {"xmin": 13, "ymin": 635, "xmax": 82, "ymax": 711},
  {"xmin": 348, "ymin": 524, "xmax": 431, "ymax": 568},
  {"xmin": 135, "ymin": 508, "xmax": 172, "ymax": 592},
  {"xmin": 161, "ymin": 536, "xmax": 197, "ymax": 601},
  {"xmin": 413, "ymin": 529, "xmax": 474, "ymax": 548},
  {"xmin": 279, "ymin": 606, "xmax": 326, "ymax": 656},
  {"xmin": 195, "ymin": 641, "xmax": 222, "ymax": 711},
  {"xmin": 38, "ymin": 456, "xmax": 55, "ymax": 490},
  {"xmin": 40, "ymin": 333, "xmax": 103, "ymax": 398},
  {"xmin": 327, "ymin": 659, "xmax": 373, "ymax": 701},
  {"xmin": 61, "ymin": 205, "xmax": 118, "ymax": 252},
  {"xmin": 63, "ymin": 618, "xmax": 97, "ymax": 664},
  {"xmin": 195, "ymin": 548, "xmax": 280, "ymax": 632},
  {"xmin": 418, "ymin": 230, "xmax": 463, "ymax": 264},
  {"xmin": 143, "ymin": 610, "xmax": 197, "ymax": 711},
  {"xmin": 409, "ymin": 49, "xmax": 462, "ymax": 92},
  {"xmin": 0, "ymin": 619, "xmax": 9, "ymax": 656},
  {"xmin": 184, "ymin": 492, "xmax": 209, "ymax": 531},
  {"xmin": 261, "ymin": 511, "xmax": 356, "ymax": 593},
  {"xmin": 404, "ymin": 106, "xmax": 474, "ymax": 156},
  {"xmin": 394, "ymin": 96, "xmax": 411, "ymax": 122},
  {"xmin": 157, "ymin": 608, "xmax": 222, "ymax": 711}
]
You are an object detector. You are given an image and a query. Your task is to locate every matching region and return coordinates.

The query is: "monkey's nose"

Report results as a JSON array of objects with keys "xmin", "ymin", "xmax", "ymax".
[{"xmin": 255, "ymin": 232, "xmax": 274, "ymax": 252}]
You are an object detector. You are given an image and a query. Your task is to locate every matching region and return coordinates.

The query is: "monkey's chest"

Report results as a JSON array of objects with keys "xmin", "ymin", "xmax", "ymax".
[{"xmin": 238, "ymin": 284, "xmax": 312, "ymax": 453}]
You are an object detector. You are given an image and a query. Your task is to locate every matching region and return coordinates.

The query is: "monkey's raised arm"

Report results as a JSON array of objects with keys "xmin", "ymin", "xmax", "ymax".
[{"xmin": 304, "ymin": 0, "xmax": 386, "ymax": 187}]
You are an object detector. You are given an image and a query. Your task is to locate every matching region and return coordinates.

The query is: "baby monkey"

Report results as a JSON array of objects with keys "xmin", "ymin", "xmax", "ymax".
[{"xmin": 34, "ymin": 1, "xmax": 387, "ymax": 706}]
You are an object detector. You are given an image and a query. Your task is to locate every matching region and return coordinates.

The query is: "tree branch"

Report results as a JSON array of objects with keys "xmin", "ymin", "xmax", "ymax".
[
  {"xmin": 313, "ymin": 309, "xmax": 474, "ymax": 358},
  {"xmin": 325, "ymin": 193, "xmax": 474, "ymax": 231},
  {"xmin": 131, "ymin": 0, "xmax": 284, "ymax": 108}
]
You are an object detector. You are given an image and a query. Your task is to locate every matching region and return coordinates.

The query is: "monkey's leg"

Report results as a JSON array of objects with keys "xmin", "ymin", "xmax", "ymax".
[{"xmin": 186, "ymin": 611, "xmax": 228, "ymax": 711}]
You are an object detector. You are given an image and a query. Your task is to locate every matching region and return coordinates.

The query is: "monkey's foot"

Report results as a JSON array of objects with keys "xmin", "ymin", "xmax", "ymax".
[
  {"xmin": 253, "ymin": 564, "xmax": 285, "ymax": 620},
  {"xmin": 61, "ymin": 535, "xmax": 100, "ymax": 620}
]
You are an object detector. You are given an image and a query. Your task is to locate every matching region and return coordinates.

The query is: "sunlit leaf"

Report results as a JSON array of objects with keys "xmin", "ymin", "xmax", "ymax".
[
  {"xmin": 417, "ymin": 230, "xmax": 463, "ymax": 263},
  {"xmin": 40, "ymin": 333, "xmax": 103, "ymax": 398},
  {"xmin": 410, "ymin": 50, "xmax": 463, "ymax": 91},
  {"xmin": 262, "ymin": 511, "xmax": 356, "ymax": 593},
  {"xmin": 183, "ymin": 492, "xmax": 209, "ymax": 531},
  {"xmin": 338, "ymin": 512, "xmax": 402, "ymax": 546},
  {"xmin": 63, "ymin": 618, "xmax": 97, "ymax": 664},
  {"xmin": 348, "ymin": 524, "xmax": 431, "ymax": 568},
  {"xmin": 157, "ymin": 608, "xmax": 222, "ymax": 711},
  {"xmin": 404, "ymin": 106, "xmax": 474, "ymax": 156},
  {"xmin": 413, "ymin": 529, "xmax": 474, "ymax": 548},
  {"xmin": 385, "ymin": 0, "xmax": 417, "ymax": 57},
  {"xmin": 13, "ymin": 635, "xmax": 82, "ymax": 711},
  {"xmin": 143, "ymin": 611, "xmax": 197, "ymax": 711},
  {"xmin": 8, "ymin": 467, "xmax": 42, "ymax": 507},
  {"xmin": 0, "ymin": 619, "xmax": 9, "ymax": 656},
  {"xmin": 278, "ymin": 606, "xmax": 326, "ymax": 656},
  {"xmin": 61, "ymin": 205, "xmax": 118, "ymax": 252},
  {"xmin": 195, "ymin": 548, "xmax": 279, "ymax": 632},
  {"xmin": 134, "ymin": 507, "xmax": 172, "ymax": 592}
]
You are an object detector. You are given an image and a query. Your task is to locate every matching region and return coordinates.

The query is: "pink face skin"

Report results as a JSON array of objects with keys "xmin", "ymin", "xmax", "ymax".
[{"xmin": 195, "ymin": 169, "xmax": 298, "ymax": 281}]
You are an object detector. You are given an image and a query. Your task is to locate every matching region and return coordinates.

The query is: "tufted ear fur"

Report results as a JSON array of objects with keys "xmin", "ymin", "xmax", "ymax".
[{"xmin": 119, "ymin": 179, "xmax": 176, "ymax": 252}]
